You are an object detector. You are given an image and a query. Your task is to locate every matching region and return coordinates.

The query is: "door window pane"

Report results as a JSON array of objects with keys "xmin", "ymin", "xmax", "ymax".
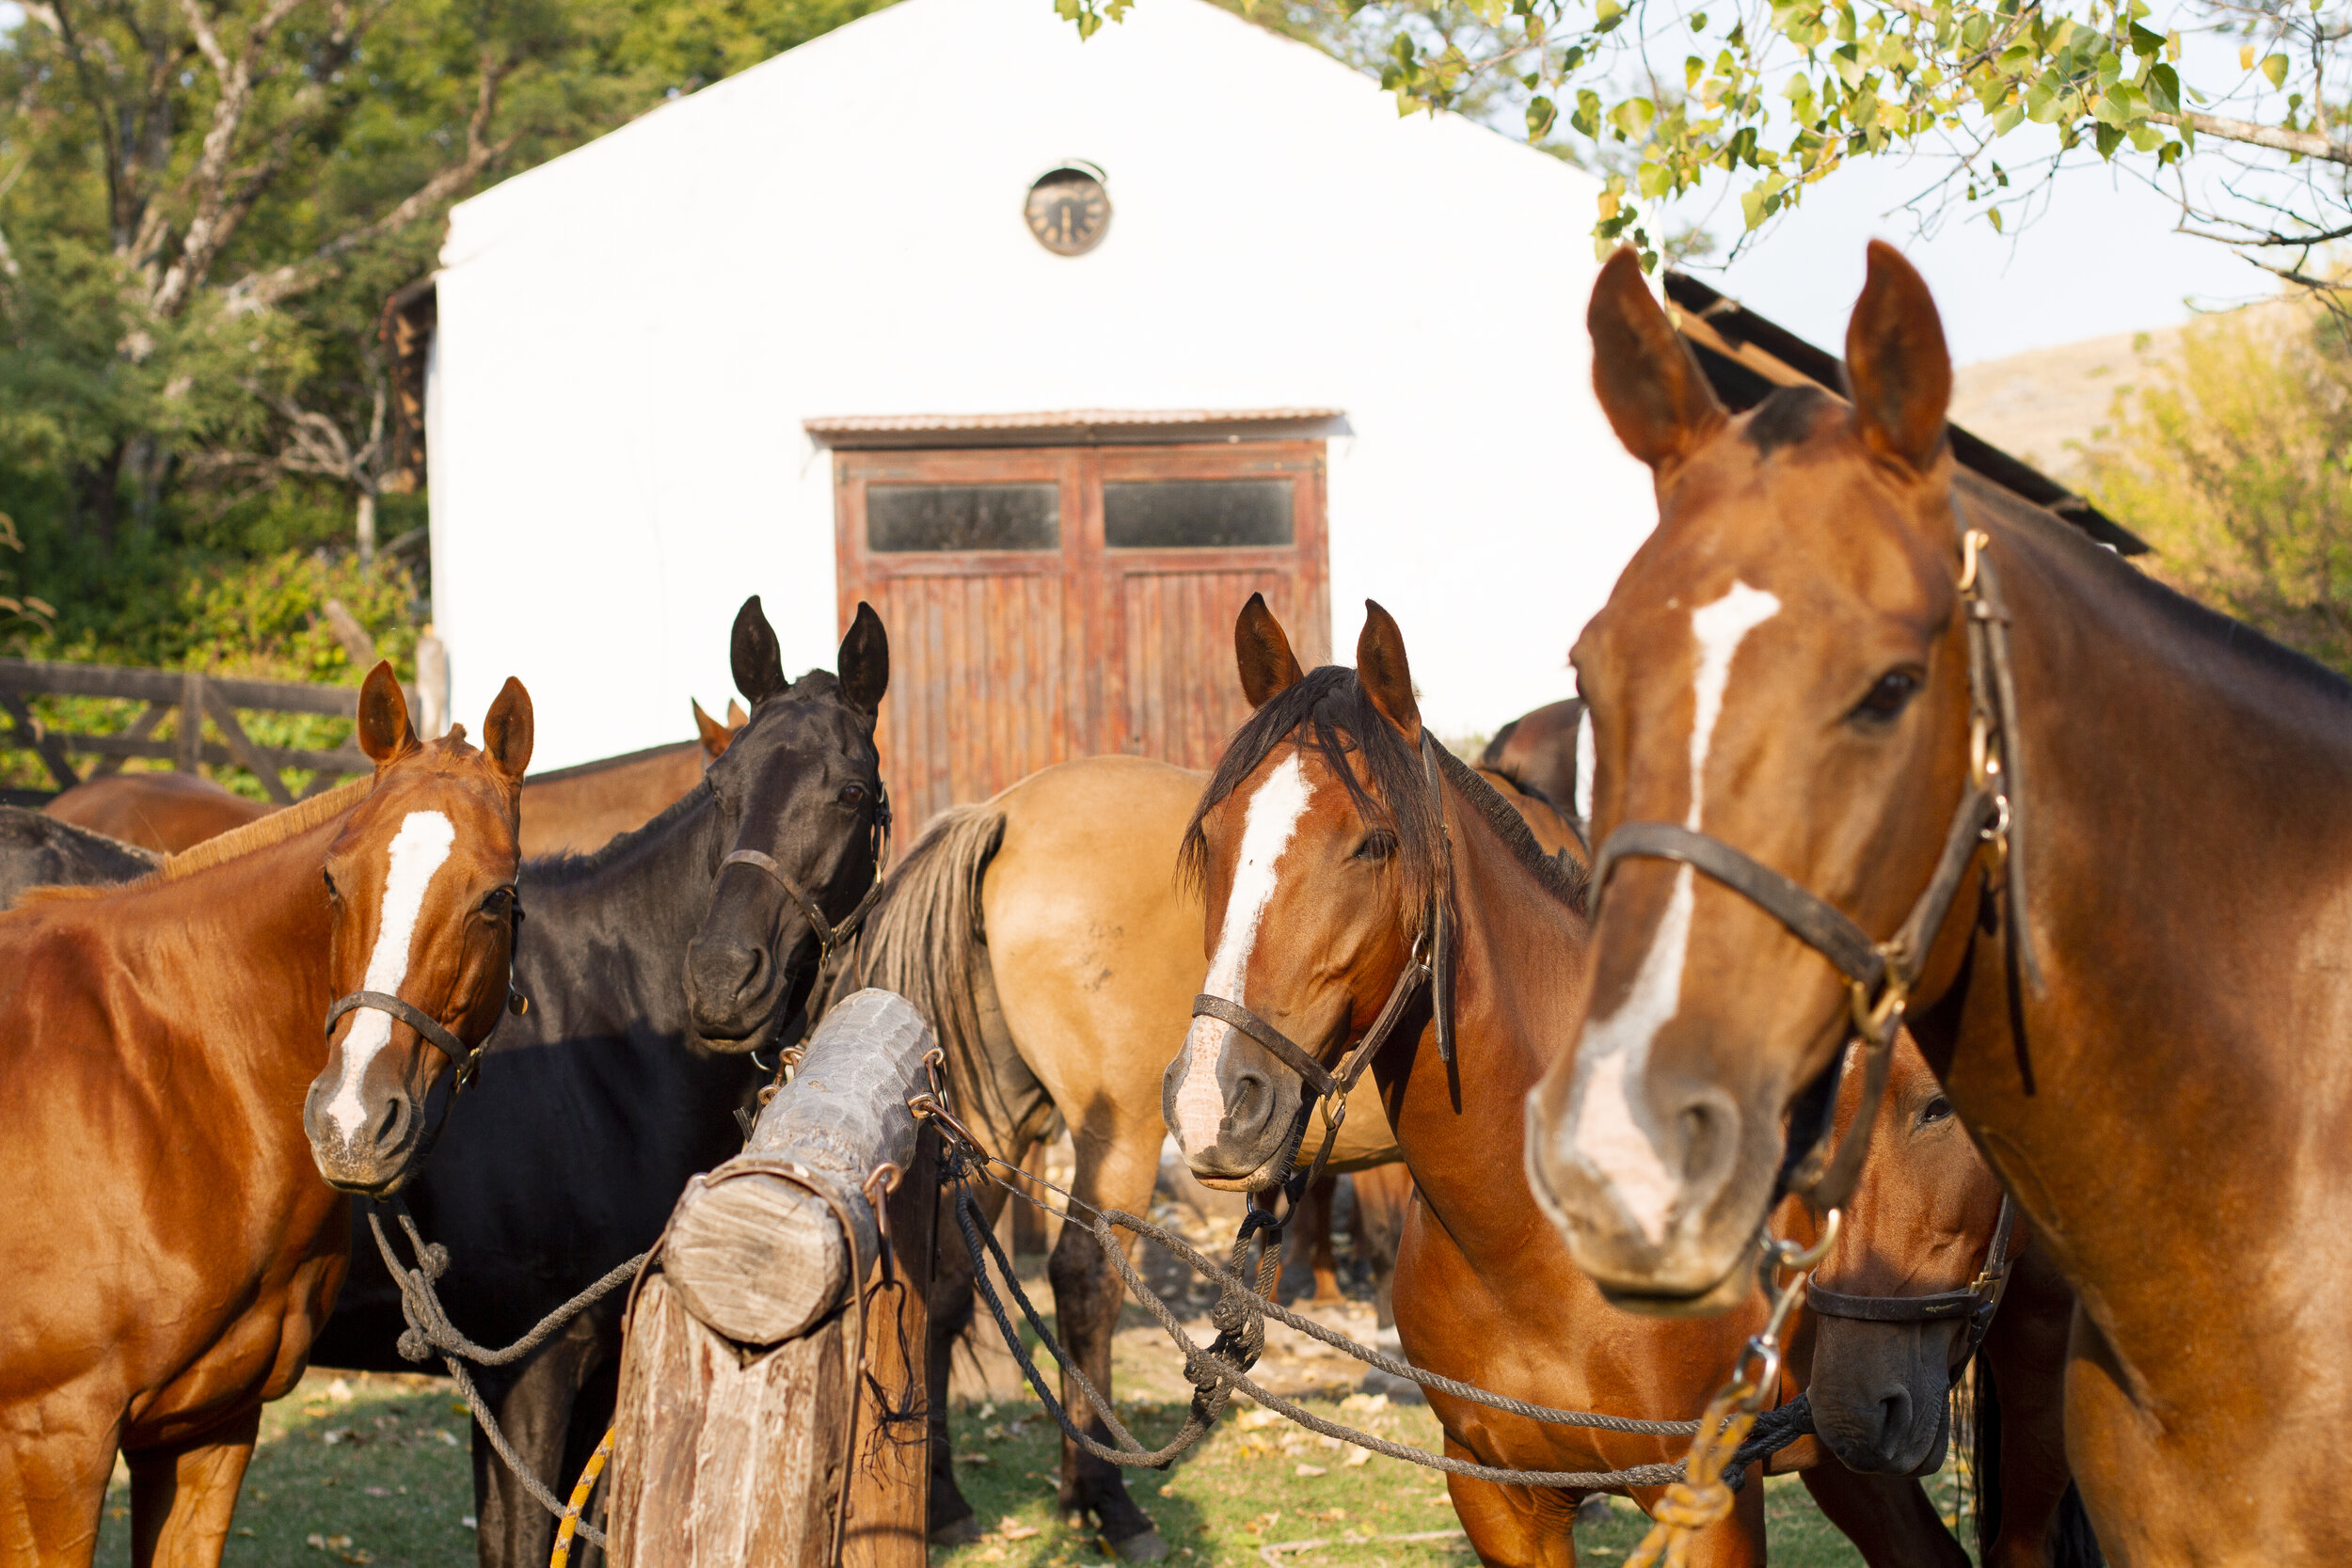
[
  {"xmin": 868, "ymin": 484, "xmax": 1059, "ymax": 551},
  {"xmin": 1104, "ymin": 480, "xmax": 1294, "ymax": 548}
]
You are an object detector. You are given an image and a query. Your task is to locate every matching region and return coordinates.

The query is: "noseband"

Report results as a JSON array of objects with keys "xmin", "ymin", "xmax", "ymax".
[
  {"xmin": 718, "ymin": 779, "xmax": 894, "ymax": 1023},
  {"xmin": 325, "ymin": 898, "xmax": 528, "ymax": 1103},
  {"xmin": 1804, "ymin": 1196, "xmax": 2019, "ymax": 1375},
  {"xmin": 1589, "ymin": 508, "xmax": 2041, "ymax": 1212},
  {"xmin": 1190, "ymin": 730, "xmax": 1458, "ymax": 1208}
]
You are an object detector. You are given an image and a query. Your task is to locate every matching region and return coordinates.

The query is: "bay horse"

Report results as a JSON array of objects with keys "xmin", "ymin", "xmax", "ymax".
[
  {"xmin": 0, "ymin": 808, "xmax": 154, "ymax": 907},
  {"xmin": 1161, "ymin": 595, "xmax": 1963, "ymax": 1567},
  {"xmin": 0, "ymin": 662, "xmax": 530, "ymax": 1567},
  {"xmin": 1479, "ymin": 697, "xmax": 1585, "ymax": 830},
  {"xmin": 1523, "ymin": 242, "xmax": 2348, "ymax": 1560},
  {"xmin": 1802, "ymin": 1035, "xmax": 2099, "ymax": 1568},
  {"xmin": 304, "ymin": 598, "xmax": 888, "ymax": 1568},
  {"xmin": 815, "ymin": 753, "xmax": 1415, "ymax": 1558},
  {"xmin": 43, "ymin": 699, "xmax": 739, "ymax": 857}
]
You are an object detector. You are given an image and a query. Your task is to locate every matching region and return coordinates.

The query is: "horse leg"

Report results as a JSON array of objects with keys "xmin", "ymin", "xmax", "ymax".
[
  {"xmin": 927, "ymin": 1175, "xmax": 1010, "ymax": 1546},
  {"xmin": 1440, "ymin": 1466, "xmax": 1578, "ymax": 1568},
  {"xmin": 1977, "ymin": 1255, "xmax": 2084, "ymax": 1568},
  {"xmin": 1625, "ymin": 1465, "xmax": 1766, "ymax": 1568},
  {"xmin": 471, "ymin": 1312, "xmax": 602, "ymax": 1568},
  {"xmin": 1047, "ymin": 1120, "xmax": 1163, "ymax": 1560},
  {"xmin": 0, "ymin": 1401, "xmax": 117, "ymax": 1567},
  {"xmin": 1795, "ymin": 1465, "xmax": 1969, "ymax": 1568},
  {"xmin": 124, "ymin": 1406, "xmax": 260, "ymax": 1568}
]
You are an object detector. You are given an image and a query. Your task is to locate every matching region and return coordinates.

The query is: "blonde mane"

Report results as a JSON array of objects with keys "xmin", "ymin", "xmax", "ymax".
[{"xmin": 143, "ymin": 775, "xmax": 377, "ymax": 885}]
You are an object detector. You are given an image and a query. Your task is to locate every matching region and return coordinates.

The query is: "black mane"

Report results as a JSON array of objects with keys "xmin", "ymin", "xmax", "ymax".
[{"xmin": 1182, "ymin": 665, "xmax": 1589, "ymax": 940}]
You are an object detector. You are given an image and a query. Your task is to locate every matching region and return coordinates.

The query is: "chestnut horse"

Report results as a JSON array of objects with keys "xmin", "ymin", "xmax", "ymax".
[
  {"xmin": 1523, "ymin": 243, "xmax": 2340, "ymax": 1560},
  {"xmin": 1163, "ymin": 595, "xmax": 1958, "ymax": 1567},
  {"xmin": 42, "ymin": 699, "xmax": 739, "ymax": 856},
  {"xmin": 1802, "ymin": 1036, "xmax": 2099, "ymax": 1568},
  {"xmin": 0, "ymin": 663, "xmax": 530, "ymax": 1567}
]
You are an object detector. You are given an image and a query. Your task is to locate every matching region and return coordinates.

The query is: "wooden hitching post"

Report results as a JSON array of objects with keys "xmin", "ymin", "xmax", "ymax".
[{"xmin": 605, "ymin": 989, "xmax": 939, "ymax": 1568}]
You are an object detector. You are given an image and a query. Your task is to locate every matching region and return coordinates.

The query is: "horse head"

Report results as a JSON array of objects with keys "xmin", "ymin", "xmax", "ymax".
[
  {"xmin": 1804, "ymin": 1032, "xmax": 2016, "ymax": 1476},
  {"xmin": 303, "ymin": 662, "xmax": 532, "ymax": 1194},
  {"xmin": 1522, "ymin": 243, "xmax": 1984, "ymax": 1313},
  {"xmin": 683, "ymin": 594, "xmax": 890, "ymax": 1053},
  {"xmin": 1161, "ymin": 594, "xmax": 1444, "ymax": 1193}
]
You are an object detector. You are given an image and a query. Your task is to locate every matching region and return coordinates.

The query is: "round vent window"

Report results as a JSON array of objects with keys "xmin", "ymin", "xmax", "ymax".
[{"xmin": 1025, "ymin": 166, "xmax": 1111, "ymax": 258}]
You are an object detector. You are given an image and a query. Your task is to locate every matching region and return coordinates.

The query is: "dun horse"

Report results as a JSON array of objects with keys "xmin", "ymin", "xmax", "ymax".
[
  {"xmin": 0, "ymin": 664, "xmax": 530, "ymax": 1567},
  {"xmin": 1523, "ymin": 243, "xmax": 2344, "ymax": 1560},
  {"xmin": 306, "ymin": 598, "xmax": 888, "ymax": 1568},
  {"xmin": 1161, "ymin": 595, "xmax": 1959, "ymax": 1566}
]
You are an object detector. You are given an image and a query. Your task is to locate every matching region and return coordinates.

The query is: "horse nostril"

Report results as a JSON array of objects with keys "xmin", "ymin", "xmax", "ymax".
[
  {"xmin": 1669, "ymin": 1087, "xmax": 1738, "ymax": 1190},
  {"xmin": 1874, "ymin": 1389, "xmax": 1912, "ymax": 1453},
  {"xmin": 373, "ymin": 1094, "xmax": 412, "ymax": 1154},
  {"xmin": 1229, "ymin": 1070, "xmax": 1269, "ymax": 1132}
]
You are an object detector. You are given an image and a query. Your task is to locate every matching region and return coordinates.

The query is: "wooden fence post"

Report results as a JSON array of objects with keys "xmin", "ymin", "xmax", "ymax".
[{"xmin": 606, "ymin": 990, "xmax": 939, "ymax": 1568}]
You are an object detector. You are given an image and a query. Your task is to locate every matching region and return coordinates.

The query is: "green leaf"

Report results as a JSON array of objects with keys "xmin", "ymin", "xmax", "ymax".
[
  {"xmin": 2093, "ymin": 120, "xmax": 2124, "ymax": 157},
  {"xmin": 2263, "ymin": 52, "xmax": 2289, "ymax": 88},
  {"xmin": 1987, "ymin": 206, "xmax": 2004, "ymax": 233},
  {"xmin": 2148, "ymin": 63, "xmax": 2181, "ymax": 114},
  {"xmin": 1527, "ymin": 95, "xmax": 1558, "ymax": 139}
]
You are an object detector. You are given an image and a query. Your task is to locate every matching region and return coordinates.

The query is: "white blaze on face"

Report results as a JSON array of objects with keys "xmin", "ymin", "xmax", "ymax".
[
  {"xmin": 1572, "ymin": 583, "xmax": 1780, "ymax": 1242},
  {"xmin": 323, "ymin": 811, "xmax": 459, "ymax": 1141},
  {"xmin": 1574, "ymin": 704, "xmax": 1597, "ymax": 826},
  {"xmin": 1170, "ymin": 754, "xmax": 1314, "ymax": 1156}
]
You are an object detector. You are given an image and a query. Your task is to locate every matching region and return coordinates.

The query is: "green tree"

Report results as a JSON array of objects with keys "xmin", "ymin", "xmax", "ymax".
[
  {"xmin": 2082, "ymin": 299, "xmax": 2352, "ymax": 674},
  {"xmin": 1080, "ymin": 0, "xmax": 2352, "ymax": 281}
]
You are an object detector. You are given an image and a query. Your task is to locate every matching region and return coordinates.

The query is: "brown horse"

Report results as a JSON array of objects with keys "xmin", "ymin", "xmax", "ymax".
[
  {"xmin": 0, "ymin": 664, "xmax": 531, "ymax": 1567},
  {"xmin": 823, "ymin": 752, "xmax": 1403, "ymax": 1557},
  {"xmin": 42, "ymin": 698, "xmax": 737, "ymax": 857},
  {"xmin": 1164, "ymin": 595, "xmax": 1966, "ymax": 1567},
  {"xmin": 1523, "ymin": 242, "xmax": 2334, "ymax": 1560},
  {"xmin": 1480, "ymin": 697, "xmax": 1586, "ymax": 829},
  {"xmin": 1801, "ymin": 1036, "xmax": 2097, "ymax": 1568},
  {"xmin": 43, "ymin": 770, "xmax": 267, "ymax": 852}
]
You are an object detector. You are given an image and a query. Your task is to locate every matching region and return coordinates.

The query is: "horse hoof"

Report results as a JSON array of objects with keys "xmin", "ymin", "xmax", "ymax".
[
  {"xmin": 930, "ymin": 1515, "xmax": 986, "ymax": 1546},
  {"xmin": 1103, "ymin": 1528, "xmax": 1168, "ymax": 1562}
]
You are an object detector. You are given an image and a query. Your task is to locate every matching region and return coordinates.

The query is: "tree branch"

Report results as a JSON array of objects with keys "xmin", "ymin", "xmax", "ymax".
[
  {"xmin": 224, "ymin": 52, "xmax": 514, "ymax": 316},
  {"xmin": 2150, "ymin": 108, "xmax": 2352, "ymax": 166}
]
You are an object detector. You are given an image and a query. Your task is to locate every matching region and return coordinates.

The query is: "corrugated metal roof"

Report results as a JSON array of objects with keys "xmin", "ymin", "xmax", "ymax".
[{"xmin": 803, "ymin": 408, "xmax": 1345, "ymax": 448}]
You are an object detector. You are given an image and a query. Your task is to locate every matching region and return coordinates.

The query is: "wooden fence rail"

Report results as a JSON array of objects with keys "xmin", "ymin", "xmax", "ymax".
[
  {"xmin": 608, "ymin": 989, "xmax": 939, "ymax": 1568},
  {"xmin": 0, "ymin": 657, "xmax": 394, "ymax": 804}
]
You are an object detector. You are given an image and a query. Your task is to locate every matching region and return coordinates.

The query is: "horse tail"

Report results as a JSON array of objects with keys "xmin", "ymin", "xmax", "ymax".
[
  {"xmin": 834, "ymin": 801, "xmax": 1010, "ymax": 1144},
  {"xmin": 1967, "ymin": 1360, "xmax": 2004, "ymax": 1562}
]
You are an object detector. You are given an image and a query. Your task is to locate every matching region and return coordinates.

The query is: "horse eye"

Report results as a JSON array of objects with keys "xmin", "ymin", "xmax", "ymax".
[
  {"xmin": 481, "ymin": 887, "xmax": 514, "ymax": 917},
  {"xmin": 323, "ymin": 870, "xmax": 340, "ymax": 901},
  {"xmin": 1355, "ymin": 832, "xmax": 1397, "ymax": 863},
  {"xmin": 837, "ymin": 783, "xmax": 867, "ymax": 807},
  {"xmin": 1918, "ymin": 1095, "xmax": 1953, "ymax": 1127},
  {"xmin": 1852, "ymin": 668, "xmax": 1922, "ymax": 722}
]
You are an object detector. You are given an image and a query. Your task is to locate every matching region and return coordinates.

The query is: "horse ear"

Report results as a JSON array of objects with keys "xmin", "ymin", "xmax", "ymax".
[
  {"xmin": 1845, "ymin": 241, "xmax": 1952, "ymax": 474},
  {"xmin": 837, "ymin": 602, "xmax": 889, "ymax": 715},
  {"xmin": 725, "ymin": 699, "xmax": 748, "ymax": 728},
  {"xmin": 1588, "ymin": 247, "xmax": 1726, "ymax": 473},
  {"xmin": 731, "ymin": 595, "xmax": 788, "ymax": 706},
  {"xmin": 480, "ymin": 677, "xmax": 534, "ymax": 783},
  {"xmin": 1234, "ymin": 593, "xmax": 1305, "ymax": 709},
  {"xmin": 692, "ymin": 699, "xmax": 734, "ymax": 760},
  {"xmin": 357, "ymin": 661, "xmax": 419, "ymax": 766},
  {"xmin": 1356, "ymin": 600, "xmax": 1422, "ymax": 742}
]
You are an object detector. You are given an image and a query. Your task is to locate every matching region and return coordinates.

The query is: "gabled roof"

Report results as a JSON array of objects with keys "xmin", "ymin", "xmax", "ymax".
[{"xmin": 1664, "ymin": 270, "xmax": 2149, "ymax": 555}]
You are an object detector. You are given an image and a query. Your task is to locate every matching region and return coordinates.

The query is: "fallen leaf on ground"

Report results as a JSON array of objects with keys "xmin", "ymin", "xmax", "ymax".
[{"xmin": 1295, "ymin": 1463, "xmax": 1327, "ymax": 1478}]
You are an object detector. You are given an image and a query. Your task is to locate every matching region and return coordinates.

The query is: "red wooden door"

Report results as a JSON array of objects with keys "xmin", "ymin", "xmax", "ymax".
[{"xmin": 834, "ymin": 442, "xmax": 1328, "ymax": 824}]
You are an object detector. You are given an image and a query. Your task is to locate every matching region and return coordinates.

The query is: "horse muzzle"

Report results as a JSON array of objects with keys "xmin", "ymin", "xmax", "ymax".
[
  {"xmin": 302, "ymin": 1075, "xmax": 426, "ymax": 1196},
  {"xmin": 1161, "ymin": 1022, "xmax": 1303, "ymax": 1192},
  {"xmin": 1807, "ymin": 1318, "xmax": 1959, "ymax": 1476}
]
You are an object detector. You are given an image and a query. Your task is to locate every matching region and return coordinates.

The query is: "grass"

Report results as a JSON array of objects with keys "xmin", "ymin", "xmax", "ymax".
[
  {"xmin": 93, "ymin": 1340, "xmax": 1973, "ymax": 1567},
  {"xmin": 92, "ymin": 1370, "xmax": 476, "ymax": 1567}
]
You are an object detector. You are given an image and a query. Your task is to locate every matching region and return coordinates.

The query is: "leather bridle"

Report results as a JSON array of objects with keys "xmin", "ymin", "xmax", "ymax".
[
  {"xmin": 1189, "ymin": 730, "xmax": 1458, "ymax": 1208},
  {"xmin": 1588, "ymin": 506, "xmax": 2041, "ymax": 1212},
  {"xmin": 718, "ymin": 778, "xmax": 894, "ymax": 1030},
  {"xmin": 1805, "ymin": 1195, "xmax": 2019, "ymax": 1375}
]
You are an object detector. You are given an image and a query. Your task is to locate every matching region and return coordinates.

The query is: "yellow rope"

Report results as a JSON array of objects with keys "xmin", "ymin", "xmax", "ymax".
[
  {"xmin": 1622, "ymin": 1386, "xmax": 1758, "ymax": 1568},
  {"xmin": 548, "ymin": 1425, "xmax": 617, "ymax": 1568}
]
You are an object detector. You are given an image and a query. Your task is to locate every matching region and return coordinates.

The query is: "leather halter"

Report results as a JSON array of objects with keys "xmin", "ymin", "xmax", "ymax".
[
  {"xmin": 324, "ymin": 899, "xmax": 527, "ymax": 1097},
  {"xmin": 718, "ymin": 779, "xmax": 894, "ymax": 1020},
  {"xmin": 1189, "ymin": 730, "xmax": 1456, "ymax": 1203},
  {"xmin": 1588, "ymin": 506, "xmax": 2041, "ymax": 1212},
  {"xmin": 1805, "ymin": 1196, "xmax": 2019, "ymax": 1374}
]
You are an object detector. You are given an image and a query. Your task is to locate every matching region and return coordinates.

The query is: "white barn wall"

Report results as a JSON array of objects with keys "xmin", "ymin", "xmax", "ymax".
[{"xmin": 429, "ymin": 0, "xmax": 1657, "ymax": 768}]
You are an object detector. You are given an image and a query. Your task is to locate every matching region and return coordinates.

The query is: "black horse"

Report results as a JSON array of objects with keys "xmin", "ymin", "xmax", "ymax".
[
  {"xmin": 305, "ymin": 594, "xmax": 889, "ymax": 1568},
  {"xmin": 0, "ymin": 806, "xmax": 156, "ymax": 907}
]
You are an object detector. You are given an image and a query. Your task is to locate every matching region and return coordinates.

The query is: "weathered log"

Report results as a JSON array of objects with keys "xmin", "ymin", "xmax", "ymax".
[{"xmin": 606, "ymin": 989, "xmax": 939, "ymax": 1568}]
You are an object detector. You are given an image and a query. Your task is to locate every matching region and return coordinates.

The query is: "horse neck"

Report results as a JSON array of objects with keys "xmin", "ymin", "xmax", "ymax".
[
  {"xmin": 520, "ymin": 786, "xmax": 723, "ymax": 1035},
  {"xmin": 1375, "ymin": 793, "xmax": 1587, "ymax": 1271},
  {"xmin": 1942, "ymin": 492, "xmax": 2352, "ymax": 1367},
  {"xmin": 117, "ymin": 818, "xmax": 343, "ymax": 1088}
]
